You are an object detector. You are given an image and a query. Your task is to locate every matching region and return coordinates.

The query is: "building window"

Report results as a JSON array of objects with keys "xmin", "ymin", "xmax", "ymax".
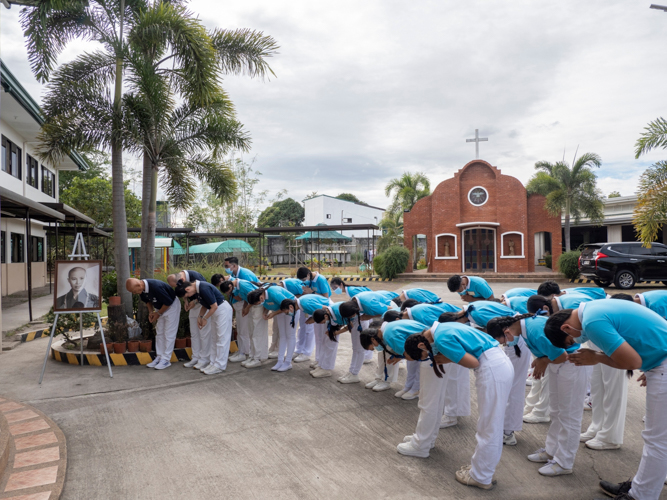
[
  {"xmin": 1, "ymin": 135, "xmax": 22, "ymax": 179},
  {"xmin": 468, "ymin": 186, "xmax": 489, "ymax": 206},
  {"xmin": 27, "ymin": 154, "xmax": 39, "ymax": 189},
  {"xmin": 343, "ymin": 218, "xmax": 352, "ymax": 223},
  {"xmin": 10, "ymin": 233, "xmax": 24, "ymax": 263},
  {"xmin": 326, "ymin": 214, "xmax": 331, "ymax": 219},
  {"xmin": 42, "ymin": 166, "xmax": 55, "ymax": 197},
  {"xmin": 435, "ymin": 233, "xmax": 457, "ymax": 259},
  {"xmin": 1, "ymin": 231, "xmax": 5, "ymax": 264},
  {"xmin": 31, "ymin": 236, "xmax": 44, "ymax": 262}
]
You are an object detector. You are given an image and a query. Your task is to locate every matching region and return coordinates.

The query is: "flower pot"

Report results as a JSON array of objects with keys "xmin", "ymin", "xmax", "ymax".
[
  {"xmin": 127, "ymin": 340, "xmax": 140, "ymax": 352},
  {"xmin": 109, "ymin": 296, "xmax": 121, "ymax": 307},
  {"xmin": 139, "ymin": 340, "xmax": 152, "ymax": 353},
  {"xmin": 100, "ymin": 342, "xmax": 113, "ymax": 355},
  {"xmin": 113, "ymin": 342, "xmax": 127, "ymax": 354},
  {"xmin": 185, "ymin": 337, "xmax": 192, "ymax": 348},
  {"xmin": 174, "ymin": 338, "xmax": 187, "ymax": 349}
]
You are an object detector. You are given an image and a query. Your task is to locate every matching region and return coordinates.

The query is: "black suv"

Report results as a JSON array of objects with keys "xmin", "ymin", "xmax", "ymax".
[{"xmin": 578, "ymin": 242, "xmax": 667, "ymax": 289}]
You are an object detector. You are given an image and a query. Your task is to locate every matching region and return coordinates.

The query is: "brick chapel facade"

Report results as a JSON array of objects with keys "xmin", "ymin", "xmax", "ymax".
[{"xmin": 403, "ymin": 160, "xmax": 562, "ymax": 274}]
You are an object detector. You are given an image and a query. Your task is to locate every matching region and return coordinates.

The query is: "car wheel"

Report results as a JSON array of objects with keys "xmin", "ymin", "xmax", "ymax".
[
  {"xmin": 593, "ymin": 279, "xmax": 611, "ymax": 287},
  {"xmin": 614, "ymin": 270, "xmax": 637, "ymax": 290}
]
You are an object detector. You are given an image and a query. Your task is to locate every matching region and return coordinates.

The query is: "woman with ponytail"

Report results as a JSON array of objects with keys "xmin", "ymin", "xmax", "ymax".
[
  {"xmin": 404, "ymin": 322, "xmax": 513, "ymax": 491},
  {"xmin": 487, "ymin": 309, "xmax": 586, "ymax": 478},
  {"xmin": 358, "ymin": 320, "xmax": 404, "ymax": 392},
  {"xmin": 278, "ymin": 279, "xmax": 313, "ymax": 364},
  {"xmin": 329, "ymin": 277, "xmax": 371, "ymax": 297},
  {"xmin": 464, "ymin": 301, "xmax": 514, "ymax": 330}
]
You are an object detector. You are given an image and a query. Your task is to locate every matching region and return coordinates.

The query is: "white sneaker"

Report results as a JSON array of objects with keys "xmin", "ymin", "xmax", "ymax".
[
  {"xmin": 585, "ymin": 439, "xmax": 621, "ymax": 450},
  {"xmin": 402, "ymin": 435, "xmax": 433, "ymax": 449},
  {"xmin": 277, "ymin": 363, "xmax": 292, "ymax": 372},
  {"xmin": 268, "ymin": 351, "xmax": 279, "ymax": 359},
  {"xmin": 527, "ymin": 448, "xmax": 553, "ymax": 463},
  {"xmin": 402, "ymin": 390, "xmax": 419, "ymax": 400},
  {"xmin": 244, "ymin": 359, "xmax": 262, "ymax": 369},
  {"xmin": 147, "ymin": 357, "xmax": 161, "ymax": 368},
  {"xmin": 526, "ymin": 378, "xmax": 533, "ymax": 386},
  {"xmin": 523, "ymin": 412, "xmax": 550, "ymax": 424},
  {"xmin": 373, "ymin": 381, "xmax": 391, "ymax": 392},
  {"xmin": 440, "ymin": 415, "xmax": 458, "ymax": 428},
  {"xmin": 363, "ymin": 358, "xmax": 373, "ymax": 364},
  {"xmin": 183, "ymin": 359, "xmax": 198, "ymax": 368},
  {"xmin": 365, "ymin": 379, "xmax": 381, "ymax": 389},
  {"xmin": 241, "ymin": 357, "xmax": 252, "ymax": 367},
  {"xmin": 155, "ymin": 359, "xmax": 171, "ymax": 370},
  {"xmin": 311, "ymin": 368, "xmax": 333, "ymax": 378},
  {"xmin": 229, "ymin": 352, "xmax": 246, "ymax": 363},
  {"xmin": 339, "ymin": 373, "xmax": 360, "ymax": 384},
  {"xmin": 204, "ymin": 365, "xmax": 223, "ymax": 375},
  {"xmin": 294, "ymin": 354, "xmax": 310, "ymax": 363},
  {"xmin": 580, "ymin": 431, "xmax": 596, "ymax": 442},
  {"xmin": 584, "ymin": 398, "xmax": 592, "ymax": 411},
  {"xmin": 538, "ymin": 460, "xmax": 572, "ymax": 476},
  {"xmin": 396, "ymin": 441, "xmax": 429, "ymax": 458},
  {"xmin": 271, "ymin": 361, "xmax": 283, "ymax": 371},
  {"xmin": 309, "ymin": 361, "xmax": 319, "ymax": 369},
  {"xmin": 194, "ymin": 360, "xmax": 209, "ymax": 370},
  {"xmin": 503, "ymin": 432, "xmax": 517, "ymax": 446},
  {"xmin": 394, "ymin": 389, "xmax": 407, "ymax": 398}
]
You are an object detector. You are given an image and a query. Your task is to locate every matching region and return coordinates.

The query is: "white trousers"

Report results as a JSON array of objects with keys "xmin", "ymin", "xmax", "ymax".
[
  {"xmin": 361, "ymin": 320, "xmax": 374, "ymax": 362},
  {"xmin": 629, "ymin": 358, "xmax": 667, "ymax": 500},
  {"xmin": 524, "ymin": 359, "xmax": 550, "ymax": 417},
  {"xmin": 404, "ymin": 360, "xmax": 420, "ymax": 392},
  {"xmin": 295, "ymin": 312, "xmax": 315, "ymax": 356},
  {"xmin": 248, "ymin": 304, "xmax": 269, "ymax": 361},
  {"xmin": 314, "ymin": 322, "xmax": 338, "ymax": 370},
  {"xmin": 375, "ymin": 351, "xmax": 399, "ymax": 382},
  {"xmin": 545, "ymin": 361, "xmax": 588, "ymax": 470},
  {"xmin": 276, "ymin": 310, "xmax": 299, "ymax": 364},
  {"xmin": 269, "ymin": 318, "xmax": 279, "ymax": 352},
  {"xmin": 348, "ymin": 318, "xmax": 365, "ymax": 375},
  {"xmin": 232, "ymin": 301, "xmax": 251, "ymax": 355},
  {"xmin": 470, "ymin": 347, "xmax": 514, "ymax": 486},
  {"xmin": 409, "ymin": 361, "xmax": 448, "ymax": 453},
  {"xmin": 444, "ymin": 362, "xmax": 471, "ymax": 417},
  {"xmin": 585, "ymin": 364, "xmax": 628, "ymax": 444},
  {"xmin": 208, "ymin": 301, "xmax": 233, "ymax": 370},
  {"xmin": 189, "ymin": 303, "xmax": 211, "ymax": 363},
  {"xmin": 504, "ymin": 337, "xmax": 532, "ymax": 433},
  {"xmin": 155, "ymin": 299, "xmax": 181, "ymax": 362}
]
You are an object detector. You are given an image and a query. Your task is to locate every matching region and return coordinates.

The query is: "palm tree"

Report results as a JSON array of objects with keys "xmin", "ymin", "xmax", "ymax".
[
  {"xmin": 633, "ymin": 118, "xmax": 667, "ymax": 246},
  {"xmin": 377, "ymin": 211, "xmax": 404, "ymax": 253},
  {"xmin": 526, "ymin": 153, "xmax": 604, "ymax": 252},
  {"xmin": 384, "ymin": 172, "xmax": 431, "ymax": 215}
]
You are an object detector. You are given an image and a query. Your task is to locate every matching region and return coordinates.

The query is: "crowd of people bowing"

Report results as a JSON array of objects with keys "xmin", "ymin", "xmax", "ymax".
[{"xmin": 123, "ymin": 256, "xmax": 667, "ymax": 500}]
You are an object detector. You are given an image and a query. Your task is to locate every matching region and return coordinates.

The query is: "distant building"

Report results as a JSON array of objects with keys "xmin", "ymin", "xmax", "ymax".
[{"xmin": 303, "ymin": 195, "xmax": 385, "ymax": 237}]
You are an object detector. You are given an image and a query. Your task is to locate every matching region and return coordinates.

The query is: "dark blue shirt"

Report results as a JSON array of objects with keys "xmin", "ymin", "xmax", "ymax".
[
  {"xmin": 184, "ymin": 270, "xmax": 206, "ymax": 283},
  {"xmin": 140, "ymin": 279, "xmax": 176, "ymax": 309},
  {"xmin": 196, "ymin": 281, "xmax": 225, "ymax": 309}
]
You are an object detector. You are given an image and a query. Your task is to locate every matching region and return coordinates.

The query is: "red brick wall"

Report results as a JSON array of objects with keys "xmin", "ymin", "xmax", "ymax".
[{"xmin": 527, "ymin": 194, "xmax": 562, "ymax": 271}]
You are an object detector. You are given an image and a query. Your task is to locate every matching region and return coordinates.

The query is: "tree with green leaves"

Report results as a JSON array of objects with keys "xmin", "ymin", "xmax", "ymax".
[
  {"xmin": 384, "ymin": 172, "xmax": 430, "ymax": 216},
  {"xmin": 257, "ymin": 198, "xmax": 304, "ymax": 228},
  {"xmin": 608, "ymin": 191, "xmax": 621, "ymax": 198},
  {"xmin": 336, "ymin": 193, "xmax": 365, "ymax": 204},
  {"xmin": 633, "ymin": 117, "xmax": 667, "ymax": 246},
  {"xmin": 526, "ymin": 153, "xmax": 604, "ymax": 251},
  {"xmin": 377, "ymin": 211, "xmax": 404, "ymax": 254}
]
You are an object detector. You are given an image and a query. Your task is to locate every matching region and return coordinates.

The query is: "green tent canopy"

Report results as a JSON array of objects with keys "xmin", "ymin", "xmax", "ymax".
[
  {"xmin": 295, "ymin": 230, "xmax": 351, "ymax": 241},
  {"xmin": 188, "ymin": 240, "xmax": 254, "ymax": 254}
]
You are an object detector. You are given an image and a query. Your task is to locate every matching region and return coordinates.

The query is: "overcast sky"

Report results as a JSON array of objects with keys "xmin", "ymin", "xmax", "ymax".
[{"xmin": 2, "ymin": 1, "xmax": 667, "ymax": 212}]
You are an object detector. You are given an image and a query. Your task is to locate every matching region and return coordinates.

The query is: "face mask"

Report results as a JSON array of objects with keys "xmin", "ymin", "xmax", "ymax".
[
  {"xmin": 225, "ymin": 267, "xmax": 233, "ymax": 275},
  {"xmin": 573, "ymin": 332, "xmax": 589, "ymax": 344},
  {"xmin": 333, "ymin": 287, "xmax": 343, "ymax": 295},
  {"xmin": 506, "ymin": 336, "xmax": 520, "ymax": 347},
  {"xmin": 374, "ymin": 344, "xmax": 384, "ymax": 352}
]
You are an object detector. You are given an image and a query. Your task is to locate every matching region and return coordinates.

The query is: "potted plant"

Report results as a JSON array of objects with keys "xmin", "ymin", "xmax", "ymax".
[
  {"xmin": 139, "ymin": 312, "xmax": 155, "ymax": 352},
  {"xmin": 174, "ymin": 299, "xmax": 189, "ymax": 349},
  {"xmin": 127, "ymin": 339, "xmax": 140, "ymax": 352},
  {"xmin": 106, "ymin": 302, "xmax": 128, "ymax": 354}
]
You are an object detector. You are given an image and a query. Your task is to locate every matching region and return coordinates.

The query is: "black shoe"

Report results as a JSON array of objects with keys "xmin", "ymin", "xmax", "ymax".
[{"xmin": 599, "ymin": 479, "xmax": 632, "ymax": 498}]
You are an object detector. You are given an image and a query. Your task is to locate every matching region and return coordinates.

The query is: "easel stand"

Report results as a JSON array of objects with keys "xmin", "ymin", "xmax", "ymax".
[{"xmin": 39, "ymin": 233, "xmax": 113, "ymax": 384}]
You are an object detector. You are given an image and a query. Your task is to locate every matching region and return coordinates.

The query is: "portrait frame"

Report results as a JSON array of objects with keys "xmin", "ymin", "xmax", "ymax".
[{"xmin": 53, "ymin": 260, "xmax": 103, "ymax": 313}]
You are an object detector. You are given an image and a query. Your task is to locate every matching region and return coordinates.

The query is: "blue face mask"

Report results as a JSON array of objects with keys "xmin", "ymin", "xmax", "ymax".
[
  {"xmin": 374, "ymin": 344, "xmax": 384, "ymax": 352},
  {"xmin": 224, "ymin": 267, "xmax": 233, "ymax": 275},
  {"xmin": 333, "ymin": 287, "xmax": 343, "ymax": 295},
  {"xmin": 573, "ymin": 332, "xmax": 589, "ymax": 344},
  {"xmin": 506, "ymin": 336, "xmax": 520, "ymax": 347}
]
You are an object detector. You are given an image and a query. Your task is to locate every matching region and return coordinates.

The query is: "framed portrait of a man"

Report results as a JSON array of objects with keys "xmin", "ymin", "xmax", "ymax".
[{"xmin": 54, "ymin": 260, "xmax": 102, "ymax": 312}]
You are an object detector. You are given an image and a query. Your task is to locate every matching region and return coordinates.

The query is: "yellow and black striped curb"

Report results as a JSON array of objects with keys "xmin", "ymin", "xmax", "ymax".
[
  {"xmin": 50, "ymin": 341, "xmax": 239, "ymax": 367},
  {"xmin": 19, "ymin": 317, "xmax": 108, "ymax": 343},
  {"xmin": 571, "ymin": 278, "xmax": 666, "ymax": 287},
  {"xmin": 258, "ymin": 276, "xmax": 390, "ymax": 282}
]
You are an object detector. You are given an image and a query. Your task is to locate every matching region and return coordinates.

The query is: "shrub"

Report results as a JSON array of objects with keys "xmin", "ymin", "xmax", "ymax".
[
  {"xmin": 372, "ymin": 253, "xmax": 385, "ymax": 277},
  {"xmin": 544, "ymin": 254, "xmax": 553, "ymax": 269},
  {"xmin": 558, "ymin": 250, "xmax": 581, "ymax": 280},
  {"xmin": 101, "ymin": 271, "xmax": 117, "ymax": 303},
  {"xmin": 376, "ymin": 246, "xmax": 410, "ymax": 280},
  {"xmin": 417, "ymin": 258, "xmax": 427, "ymax": 270}
]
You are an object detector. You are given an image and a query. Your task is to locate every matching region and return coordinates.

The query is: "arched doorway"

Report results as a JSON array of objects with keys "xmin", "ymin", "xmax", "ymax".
[{"xmin": 462, "ymin": 227, "xmax": 496, "ymax": 273}]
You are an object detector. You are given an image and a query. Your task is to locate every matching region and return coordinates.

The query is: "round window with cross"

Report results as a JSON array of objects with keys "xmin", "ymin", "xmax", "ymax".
[{"xmin": 468, "ymin": 186, "xmax": 489, "ymax": 206}]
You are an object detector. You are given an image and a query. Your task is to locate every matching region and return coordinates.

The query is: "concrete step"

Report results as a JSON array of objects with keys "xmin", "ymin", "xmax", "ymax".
[
  {"xmin": 2, "ymin": 341, "xmax": 21, "ymax": 352},
  {"xmin": 396, "ymin": 272, "xmax": 567, "ymax": 283}
]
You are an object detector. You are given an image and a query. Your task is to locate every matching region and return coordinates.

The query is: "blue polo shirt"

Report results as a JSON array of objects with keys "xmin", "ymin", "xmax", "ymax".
[
  {"xmin": 505, "ymin": 296, "xmax": 529, "ymax": 314},
  {"xmin": 580, "ymin": 299, "xmax": 667, "ymax": 372},
  {"xmin": 563, "ymin": 287, "xmax": 606, "ymax": 300},
  {"xmin": 325, "ymin": 303, "xmax": 345, "ymax": 325},
  {"xmin": 460, "ymin": 276, "xmax": 494, "ymax": 299},
  {"xmin": 304, "ymin": 274, "xmax": 331, "ymax": 297},
  {"xmin": 354, "ymin": 291, "xmax": 394, "ymax": 316},
  {"xmin": 432, "ymin": 322, "xmax": 499, "ymax": 363},
  {"xmin": 183, "ymin": 270, "xmax": 206, "ymax": 283},
  {"xmin": 382, "ymin": 320, "xmax": 428, "ymax": 356},
  {"xmin": 408, "ymin": 303, "xmax": 463, "ymax": 326},
  {"xmin": 554, "ymin": 293, "xmax": 594, "ymax": 311},
  {"xmin": 637, "ymin": 290, "xmax": 667, "ymax": 319},
  {"xmin": 297, "ymin": 295, "xmax": 332, "ymax": 316},
  {"xmin": 261, "ymin": 286, "xmax": 295, "ymax": 312},
  {"xmin": 281, "ymin": 278, "xmax": 305, "ymax": 297},
  {"xmin": 231, "ymin": 266, "xmax": 258, "ymax": 283},
  {"xmin": 196, "ymin": 281, "xmax": 224, "ymax": 309},
  {"xmin": 503, "ymin": 287, "xmax": 537, "ymax": 299},
  {"xmin": 347, "ymin": 285, "xmax": 371, "ymax": 298},
  {"xmin": 521, "ymin": 315, "xmax": 575, "ymax": 360},
  {"xmin": 404, "ymin": 288, "xmax": 441, "ymax": 304},
  {"xmin": 140, "ymin": 279, "xmax": 176, "ymax": 309},
  {"xmin": 466, "ymin": 301, "xmax": 515, "ymax": 328},
  {"xmin": 232, "ymin": 279, "xmax": 258, "ymax": 303}
]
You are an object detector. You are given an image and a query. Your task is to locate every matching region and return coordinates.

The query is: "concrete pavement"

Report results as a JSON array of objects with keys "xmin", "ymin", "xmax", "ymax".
[
  {"xmin": 2, "ymin": 293, "xmax": 54, "ymax": 334},
  {"xmin": 0, "ymin": 280, "xmax": 663, "ymax": 499}
]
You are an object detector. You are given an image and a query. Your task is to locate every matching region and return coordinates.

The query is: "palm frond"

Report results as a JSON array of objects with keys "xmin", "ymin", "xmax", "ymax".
[
  {"xmin": 635, "ymin": 117, "xmax": 667, "ymax": 158},
  {"xmin": 210, "ymin": 28, "xmax": 279, "ymax": 79}
]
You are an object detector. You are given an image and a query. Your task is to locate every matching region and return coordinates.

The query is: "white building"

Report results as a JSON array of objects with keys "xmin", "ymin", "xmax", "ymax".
[
  {"xmin": 1, "ymin": 60, "xmax": 90, "ymax": 305},
  {"xmin": 303, "ymin": 195, "xmax": 385, "ymax": 237}
]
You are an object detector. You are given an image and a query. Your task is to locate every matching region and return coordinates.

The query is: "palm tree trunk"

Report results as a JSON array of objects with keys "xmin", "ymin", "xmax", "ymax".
[
  {"xmin": 564, "ymin": 199, "xmax": 571, "ymax": 252},
  {"xmin": 139, "ymin": 152, "xmax": 154, "ymax": 279}
]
